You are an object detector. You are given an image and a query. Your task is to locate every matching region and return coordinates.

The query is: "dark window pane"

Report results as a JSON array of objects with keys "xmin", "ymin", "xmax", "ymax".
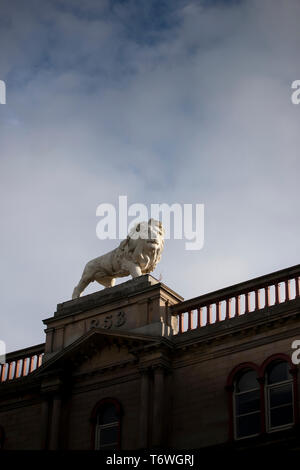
[
  {"xmin": 236, "ymin": 412, "xmax": 261, "ymax": 438},
  {"xmin": 98, "ymin": 404, "xmax": 118, "ymax": 425},
  {"xmin": 267, "ymin": 362, "xmax": 290, "ymax": 384},
  {"xmin": 270, "ymin": 384, "xmax": 293, "ymax": 408},
  {"xmin": 236, "ymin": 390, "xmax": 260, "ymax": 415},
  {"xmin": 236, "ymin": 370, "xmax": 258, "ymax": 393},
  {"xmin": 270, "ymin": 405, "xmax": 293, "ymax": 428},
  {"xmin": 99, "ymin": 425, "xmax": 118, "ymax": 446}
]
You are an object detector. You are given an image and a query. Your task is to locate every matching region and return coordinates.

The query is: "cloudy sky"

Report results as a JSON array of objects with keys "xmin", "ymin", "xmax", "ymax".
[{"xmin": 0, "ymin": 0, "xmax": 299, "ymax": 352}]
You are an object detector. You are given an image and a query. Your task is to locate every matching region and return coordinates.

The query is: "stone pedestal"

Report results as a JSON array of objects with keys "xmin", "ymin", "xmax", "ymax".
[{"xmin": 43, "ymin": 275, "xmax": 183, "ymax": 362}]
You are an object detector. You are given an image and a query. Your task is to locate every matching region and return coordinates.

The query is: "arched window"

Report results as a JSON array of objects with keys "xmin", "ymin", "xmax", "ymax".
[
  {"xmin": 265, "ymin": 361, "xmax": 294, "ymax": 432},
  {"xmin": 227, "ymin": 355, "xmax": 298, "ymax": 441},
  {"xmin": 91, "ymin": 399, "xmax": 121, "ymax": 450},
  {"xmin": 233, "ymin": 369, "xmax": 261, "ymax": 439}
]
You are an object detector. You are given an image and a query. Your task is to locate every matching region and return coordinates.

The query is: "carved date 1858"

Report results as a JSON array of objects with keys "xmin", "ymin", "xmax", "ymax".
[{"xmin": 89, "ymin": 311, "xmax": 126, "ymax": 330}]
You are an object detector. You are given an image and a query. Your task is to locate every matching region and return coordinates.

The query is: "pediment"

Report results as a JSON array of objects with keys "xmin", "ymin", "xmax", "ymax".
[
  {"xmin": 76, "ymin": 342, "xmax": 134, "ymax": 374},
  {"xmin": 33, "ymin": 328, "xmax": 159, "ymax": 377}
]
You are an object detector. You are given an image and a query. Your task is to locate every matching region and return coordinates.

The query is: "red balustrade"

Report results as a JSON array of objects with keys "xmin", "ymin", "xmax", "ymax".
[
  {"xmin": 171, "ymin": 265, "xmax": 300, "ymax": 335},
  {"xmin": 0, "ymin": 344, "xmax": 44, "ymax": 383}
]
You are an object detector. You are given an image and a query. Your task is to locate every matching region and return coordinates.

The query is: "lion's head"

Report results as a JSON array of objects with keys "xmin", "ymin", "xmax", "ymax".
[{"xmin": 118, "ymin": 219, "xmax": 164, "ymax": 274}]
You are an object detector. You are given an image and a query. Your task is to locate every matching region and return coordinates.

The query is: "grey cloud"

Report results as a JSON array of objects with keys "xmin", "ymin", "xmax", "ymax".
[{"xmin": 0, "ymin": 0, "xmax": 299, "ymax": 351}]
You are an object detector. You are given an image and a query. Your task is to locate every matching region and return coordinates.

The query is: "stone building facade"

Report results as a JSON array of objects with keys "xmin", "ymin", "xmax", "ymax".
[{"xmin": 0, "ymin": 265, "xmax": 300, "ymax": 450}]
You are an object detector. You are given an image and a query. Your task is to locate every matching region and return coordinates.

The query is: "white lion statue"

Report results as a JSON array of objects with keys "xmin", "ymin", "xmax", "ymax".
[{"xmin": 72, "ymin": 219, "xmax": 164, "ymax": 299}]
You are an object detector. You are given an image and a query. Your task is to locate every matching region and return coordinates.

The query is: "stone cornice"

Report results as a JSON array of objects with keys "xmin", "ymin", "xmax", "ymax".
[
  {"xmin": 44, "ymin": 275, "xmax": 183, "ymax": 324},
  {"xmin": 173, "ymin": 324, "xmax": 300, "ymax": 370},
  {"xmin": 71, "ymin": 370, "xmax": 141, "ymax": 393}
]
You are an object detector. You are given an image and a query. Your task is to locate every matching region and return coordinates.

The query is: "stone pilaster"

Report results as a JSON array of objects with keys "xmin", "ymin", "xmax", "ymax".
[
  {"xmin": 152, "ymin": 365, "xmax": 165, "ymax": 447},
  {"xmin": 49, "ymin": 392, "xmax": 62, "ymax": 450},
  {"xmin": 139, "ymin": 368, "xmax": 150, "ymax": 449},
  {"xmin": 40, "ymin": 397, "xmax": 50, "ymax": 449}
]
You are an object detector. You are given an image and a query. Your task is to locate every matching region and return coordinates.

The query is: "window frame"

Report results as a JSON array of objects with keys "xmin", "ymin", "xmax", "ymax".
[
  {"xmin": 95, "ymin": 417, "xmax": 120, "ymax": 450},
  {"xmin": 90, "ymin": 398, "xmax": 122, "ymax": 451},
  {"xmin": 227, "ymin": 355, "xmax": 299, "ymax": 442},
  {"xmin": 264, "ymin": 362, "xmax": 294, "ymax": 433},
  {"xmin": 233, "ymin": 369, "xmax": 261, "ymax": 441}
]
